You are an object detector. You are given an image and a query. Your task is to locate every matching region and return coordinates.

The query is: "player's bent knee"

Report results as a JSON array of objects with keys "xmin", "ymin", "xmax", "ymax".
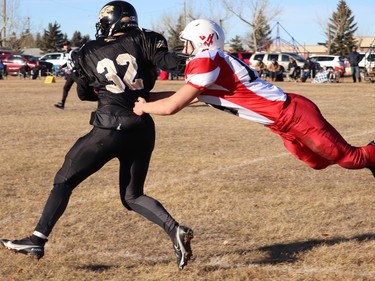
[{"xmin": 121, "ymin": 197, "xmax": 134, "ymax": 210}]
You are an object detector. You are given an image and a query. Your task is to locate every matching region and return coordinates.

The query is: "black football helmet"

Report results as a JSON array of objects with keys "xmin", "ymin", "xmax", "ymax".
[{"xmin": 95, "ymin": 1, "xmax": 138, "ymax": 39}]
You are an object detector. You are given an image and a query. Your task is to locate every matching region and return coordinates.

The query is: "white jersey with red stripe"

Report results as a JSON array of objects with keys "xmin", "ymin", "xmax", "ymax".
[{"xmin": 185, "ymin": 50, "xmax": 287, "ymax": 125}]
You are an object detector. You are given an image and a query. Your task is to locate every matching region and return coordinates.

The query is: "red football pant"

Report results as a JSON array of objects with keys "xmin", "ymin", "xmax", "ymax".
[{"xmin": 268, "ymin": 93, "xmax": 375, "ymax": 170}]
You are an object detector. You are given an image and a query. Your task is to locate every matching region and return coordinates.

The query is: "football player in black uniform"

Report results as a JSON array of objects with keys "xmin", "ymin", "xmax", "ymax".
[
  {"xmin": 54, "ymin": 40, "xmax": 75, "ymax": 109},
  {"xmin": 1, "ymin": 0, "xmax": 193, "ymax": 270}
]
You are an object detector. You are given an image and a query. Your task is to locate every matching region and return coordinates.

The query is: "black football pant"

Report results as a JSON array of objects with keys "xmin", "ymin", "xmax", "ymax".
[
  {"xmin": 60, "ymin": 74, "xmax": 75, "ymax": 105},
  {"xmin": 34, "ymin": 115, "xmax": 178, "ymax": 240}
]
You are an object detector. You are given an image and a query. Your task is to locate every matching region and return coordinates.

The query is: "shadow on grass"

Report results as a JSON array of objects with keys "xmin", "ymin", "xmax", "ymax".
[
  {"xmin": 76, "ymin": 259, "xmax": 171, "ymax": 272},
  {"xmin": 77, "ymin": 264, "xmax": 115, "ymax": 272},
  {"xmin": 255, "ymin": 233, "xmax": 375, "ymax": 264}
]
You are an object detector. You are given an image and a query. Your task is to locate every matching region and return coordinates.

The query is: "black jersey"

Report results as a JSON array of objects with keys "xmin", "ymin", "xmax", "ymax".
[{"xmin": 73, "ymin": 28, "xmax": 184, "ymax": 130}]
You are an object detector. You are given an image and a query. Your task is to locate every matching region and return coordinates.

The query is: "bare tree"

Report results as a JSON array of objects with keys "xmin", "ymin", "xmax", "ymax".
[
  {"xmin": 221, "ymin": 0, "xmax": 282, "ymax": 51},
  {"xmin": 205, "ymin": 0, "xmax": 232, "ymax": 31},
  {"xmin": 158, "ymin": 3, "xmax": 201, "ymax": 49},
  {"xmin": 1, "ymin": 0, "xmax": 21, "ymax": 48},
  {"xmin": 158, "ymin": 1, "xmax": 232, "ymax": 50}
]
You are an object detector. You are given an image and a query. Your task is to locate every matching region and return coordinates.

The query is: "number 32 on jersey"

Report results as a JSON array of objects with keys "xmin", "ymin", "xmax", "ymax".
[{"xmin": 97, "ymin": 53, "xmax": 144, "ymax": 93}]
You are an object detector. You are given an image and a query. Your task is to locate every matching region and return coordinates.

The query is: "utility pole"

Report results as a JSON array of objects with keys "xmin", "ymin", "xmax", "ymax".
[
  {"xmin": 1, "ymin": 0, "xmax": 6, "ymax": 48},
  {"xmin": 183, "ymin": 0, "xmax": 186, "ymax": 26},
  {"xmin": 26, "ymin": 16, "xmax": 30, "ymax": 34}
]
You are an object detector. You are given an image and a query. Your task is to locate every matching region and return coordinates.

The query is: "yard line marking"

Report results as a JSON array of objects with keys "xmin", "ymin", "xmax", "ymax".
[{"xmin": 147, "ymin": 152, "xmax": 289, "ymax": 189}]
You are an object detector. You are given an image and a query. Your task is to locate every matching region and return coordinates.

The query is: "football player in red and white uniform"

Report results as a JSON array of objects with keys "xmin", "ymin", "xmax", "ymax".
[{"xmin": 134, "ymin": 19, "xmax": 375, "ymax": 177}]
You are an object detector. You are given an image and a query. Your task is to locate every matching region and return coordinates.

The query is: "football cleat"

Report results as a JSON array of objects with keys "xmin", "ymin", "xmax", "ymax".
[
  {"xmin": 173, "ymin": 225, "xmax": 194, "ymax": 269},
  {"xmin": 1, "ymin": 237, "xmax": 45, "ymax": 260},
  {"xmin": 367, "ymin": 141, "xmax": 375, "ymax": 177},
  {"xmin": 54, "ymin": 102, "xmax": 64, "ymax": 109}
]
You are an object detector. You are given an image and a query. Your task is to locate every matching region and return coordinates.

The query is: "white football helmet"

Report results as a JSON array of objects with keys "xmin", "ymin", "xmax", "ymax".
[{"xmin": 180, "ymin": 19, "xmax": 225, "ymax": 57}]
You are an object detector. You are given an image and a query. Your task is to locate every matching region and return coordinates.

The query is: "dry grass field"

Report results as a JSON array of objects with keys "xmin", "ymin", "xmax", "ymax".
[{"xmin": 0, "ymin": 75, "xmax": 374, "ymax": 281}]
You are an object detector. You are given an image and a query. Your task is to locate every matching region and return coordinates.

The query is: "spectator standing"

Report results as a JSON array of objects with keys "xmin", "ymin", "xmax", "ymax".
[
  {"xmin": 348, "ymin": 47, "xmax": 362, "ymax": 82},
  {"xmin": 54, "ymin": 41, "xmax": 75, "ymax": 109}
]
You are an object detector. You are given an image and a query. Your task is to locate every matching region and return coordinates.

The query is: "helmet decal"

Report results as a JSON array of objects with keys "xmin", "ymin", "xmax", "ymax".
[
  {"xmin": 179, "ymin": 19, "xmax": 225, "ymax": 57},
  {"xmin": 201, "ymin": 33, "xmax": 214, "ymax": 47},
  {"xmin": 121, "ymin": 16, "xmax": 136, "ymax": 24},
  {"xmin": 99, "ymin": 5, "xmax": 114, "ymax": 20}
]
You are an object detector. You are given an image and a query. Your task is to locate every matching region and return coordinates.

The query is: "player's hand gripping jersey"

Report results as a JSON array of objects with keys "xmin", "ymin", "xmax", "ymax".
[{"xmin": 185, "ymin": 50, "xmax": 288, "ymax": 126}]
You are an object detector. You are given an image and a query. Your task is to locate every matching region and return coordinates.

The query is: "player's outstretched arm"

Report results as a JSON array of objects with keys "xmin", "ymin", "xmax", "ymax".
[
  {"xmin": 150, "ymin": 91, "xmax": 199, "ymax": 104},
  {"xmin": 134, "ymin": 84, "xmax": 201, "ymax": 116},
  {"xmin": 149, "ymin": 91, "xmax": 176, "ymax": 102}
]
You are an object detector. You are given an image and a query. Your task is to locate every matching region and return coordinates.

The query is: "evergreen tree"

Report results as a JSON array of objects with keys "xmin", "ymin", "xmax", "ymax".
[
  {"xmin": 229, "ymin": 35, "xmax": 244, "ymax": 52},
  {"xmin": 81, "ymin": 35, "xmax": 90, "ymax": 45},
  {"xmin": 327, "ymin": 0, "xmax": 358, "ymax": 56},
  {"xmin": 71, "ymin": 31, "xmax": 83, "ymax": 47},
  {"xmin": 40, "ymin": 22, "xmax": 65, "ymax": 53},
  {"xmin": 248, "ymin": 11, "xmax": 272, "ymax": 51},
  {"xmin": 62, "ymin": 33, "xmax": 69, "ymax": 46},
  {"xmin": 71, "ymin": 31, "xmax": 90, "ymax": 48}
]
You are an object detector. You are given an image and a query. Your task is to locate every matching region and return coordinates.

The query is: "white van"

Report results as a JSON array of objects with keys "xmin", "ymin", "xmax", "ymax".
[
  {"xmin": 40, "ymin": 52, "xmax": 68, "ymax": 67},
  {"xmin": 358, "ymin": 52, "xmax": 375, "ymax": 73},
  {"xmin": 39, "ymin": 52, "xmax": 69, "ymax": 75}
]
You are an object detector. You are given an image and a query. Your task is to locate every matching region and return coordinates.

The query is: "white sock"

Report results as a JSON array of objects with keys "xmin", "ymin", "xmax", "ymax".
[{"xmin": 33, "ymin": 231, "xmax": 48, "ymax": 240}]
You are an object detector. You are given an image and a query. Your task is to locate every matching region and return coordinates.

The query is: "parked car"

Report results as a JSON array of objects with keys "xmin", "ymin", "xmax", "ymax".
[
  {"xmin": 229, "ymin": 51, "xmax": 253, "ymax": 65},
  {"xmin": 39, "ymin": 52, "xmax": 69, "ymax": 73},
  {"xmin": 309, "ymin": 55, "xmax": 345, "ymax": 76},
  {"xmin": 1, "ymin": 54, "xmax": 53, "ymax": 76},
  {"xmin": 358, "ymin": 51, "xmax": 375, "ymax": 75},
  {"xmin": 249, "ymin": 52, "xmax": 308, "ymax": 73},
  {"xmin": 249, "ymin": 52, "xmax": 321, "ymax": 80},
  {"xmin": 0, "ymin": 50, "xmax": 12, "ymax": 55}
]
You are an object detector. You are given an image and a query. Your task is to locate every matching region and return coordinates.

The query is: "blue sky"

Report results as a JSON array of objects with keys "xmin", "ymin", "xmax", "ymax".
[{"xmin": 17, "ymin": 0, "xmax": 375, "ymax": 46}]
